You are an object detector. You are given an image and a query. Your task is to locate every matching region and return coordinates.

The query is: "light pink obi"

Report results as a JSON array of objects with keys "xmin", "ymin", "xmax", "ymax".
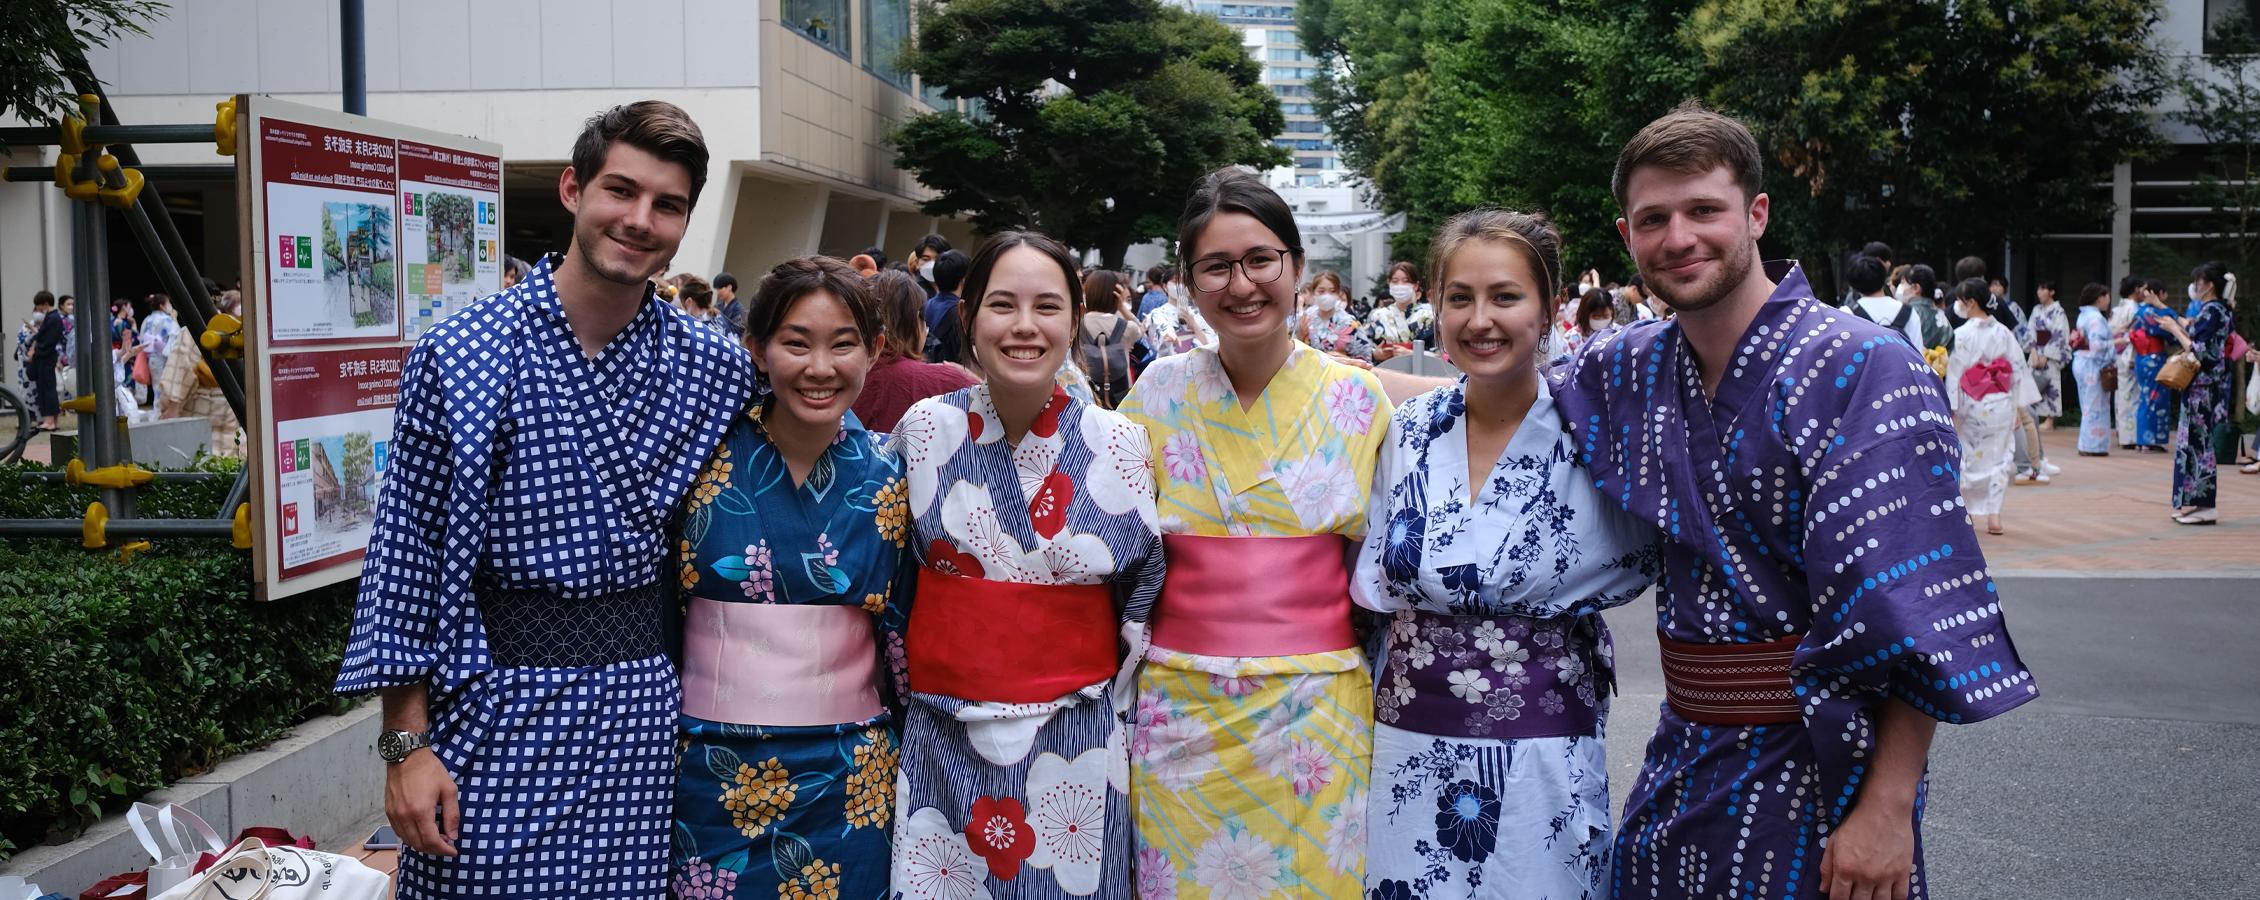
[
  {"xmin": 680, "ymin": 597, "xmax": 883, "ymax": 726},
  {"xmin": 1151, "ymin": 533, "xmax": 1357, "ymax": 657}
]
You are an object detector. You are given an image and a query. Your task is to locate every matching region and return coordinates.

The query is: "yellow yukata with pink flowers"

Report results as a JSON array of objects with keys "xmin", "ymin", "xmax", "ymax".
[{"xmin": 1115, "ymin": 343, "xmax": 1391, "ymax": 900}]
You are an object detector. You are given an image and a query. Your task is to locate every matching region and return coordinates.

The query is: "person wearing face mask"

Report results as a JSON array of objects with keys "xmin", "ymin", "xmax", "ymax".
[
  {"xmin": 1145, "ymin": 265, "xmax": 1218, "ymax": 360},
  {"xmin": 1560, "ymin": 287, "xmax": 1617, "ymax": 361},
  {"xmin": 888, "ymin": 230, "xmax": 1164, "ymax": 899},
  {"xmin": 1945, "ymin": 278, "xmax": 2041, "ymax": 536},
  {"xmin": 1294, "ymin": 270, "xmax": 1377, "ymax": 364},
  {"xmin": 670, "ymin": 257, "xmax": 909, "ymax": 900},
  {"xmin": 908, "ymin": 233, "xmax": 951, "ymax": 298},
  {"xmin": 1117, "ymin": 168, "xmax": 1394, "ymax": 898},
  {"xmin": 1369, "ymin": 261, "xmax": 1429, "ymax": 361},
  {"xmin": 1353, "ymin": 209, "xmax": 1659, "ymax": 899},
  {"xmin": 2170, "ymin": 262, "xmax": 2238, "ymax": 525}
]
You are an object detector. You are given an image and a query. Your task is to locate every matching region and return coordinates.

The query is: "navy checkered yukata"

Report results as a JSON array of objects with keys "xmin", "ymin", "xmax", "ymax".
[{"xmin": 336, "ymin": 254, "xmax": 754, "ymax": 898}]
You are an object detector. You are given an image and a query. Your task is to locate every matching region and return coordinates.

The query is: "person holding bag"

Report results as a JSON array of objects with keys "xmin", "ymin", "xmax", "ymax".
[{"xmin": 2169, "ymin": 263, "xmax": 2238, "ymax": 525}]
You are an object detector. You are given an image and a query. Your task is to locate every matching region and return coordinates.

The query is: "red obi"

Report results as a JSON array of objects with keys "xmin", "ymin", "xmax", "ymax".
[
  {"xmin": 1958, "ymin": 358, "xmax": 2014, "ymax": 401},
  {"xmin": 906, "ymin": 569, "xmax": 1118, "ymax": 703},
  {"xmin": 1658, "ymin": 631, "xmax": 1802, "ymax": 726},
  {"xmin": 1151, "ymin": 534, "xmax": 1357, "ymax": 657}
]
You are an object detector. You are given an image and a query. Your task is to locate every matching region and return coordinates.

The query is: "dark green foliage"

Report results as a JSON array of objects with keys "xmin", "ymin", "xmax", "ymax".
[
  {"xmin": 1303, "ymin": 0, "xmax": 2167, "ymax": 287},
  {"xmin": 0, "ymin": 1, "xmax": 167, "ymax": 125},
  {"xmin": 890, "ymin": 0, "xmax": 1288, "ymax": 267},
  {"xmin": 2172, "ymin": 12, "xmax": 2260, "ymax": 388},
  {"xmin": 0, "ymin": 459, "xmax": 356, "ymax": 861}
]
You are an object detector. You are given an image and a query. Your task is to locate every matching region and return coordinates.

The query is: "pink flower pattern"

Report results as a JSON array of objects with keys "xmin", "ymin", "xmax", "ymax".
[
  {"xmin": 1322, "ymin": 378, "xmax": 1377, "ymax": 436},
  {"xmin": 1161, "ymin": 431, "xmax": 1208, "ymax": 484}
]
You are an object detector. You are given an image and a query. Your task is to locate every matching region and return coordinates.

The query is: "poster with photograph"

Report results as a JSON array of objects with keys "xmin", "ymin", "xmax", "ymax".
[
  {"xmin": 259, "ymin": 118, "xmax": 400, "ymax": 344},
  {"xmin": 398, "ymin": 140, "xmax": 503, "ymax": 342},
  {"xmin": 267, "ymin": 346, "xmax": 404, "ymax": 579}
]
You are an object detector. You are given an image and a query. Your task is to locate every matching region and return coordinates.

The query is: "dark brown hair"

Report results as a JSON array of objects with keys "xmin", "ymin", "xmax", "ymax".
[
  {"xmin": 570, "ymin": 100, "xmax": 710, "ymax": 207},
  {"xmin": 1611, "ymin": 99, "xmax": 1763, "ymax": 211},
  {"xmin": 1387, "ymin": 261, "xmax": 1421, "ymax": 287},
  {"xmin": 1576, "ymin": 288, "xmax": 1616, "ymax": 335},
  {"xmin": 743, "ymin": 256, "xmax": 881, "ymax": 352},
  {"xmin": 958, "ymin": 230, "xmax": 1085, "ymax": 334},
  {"xmin": 1175, "ymin": 168, "xmax": 1303, "ymax": 272},
  {"xmin": 676, "ymin": 274, "xmax": 713, "ymax": 311},
  {"xmin": 868, "ymin": 269, "xmax": 929, "ymax": 361},
  {"xmin": 1428, "ymin": 208, "xmax": 1565, "ymax": 323},
  {"xmin": 1082, "ymin": 269, "xmax": 1128, "ymax": 316}
]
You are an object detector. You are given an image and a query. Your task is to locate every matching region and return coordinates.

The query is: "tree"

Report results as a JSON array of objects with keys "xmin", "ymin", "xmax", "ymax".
[
  {"xmin": 2173, "ymin": 13, "xmax": 2260, "ymax": 420},
  {"xmin": 0, "ymin": 1, "xmax": 166, "ymax": 125},
  {"xmin": 890, "ymin": 0, "xmax": 1287, "ymax": 267},
  {"xmin": 1300, "ymin": 0, "xmax": 1699, "ymax": 278},
  {"xmin": 1688, "ymin": 0, "xmax": 2166, "ymax": 287}
]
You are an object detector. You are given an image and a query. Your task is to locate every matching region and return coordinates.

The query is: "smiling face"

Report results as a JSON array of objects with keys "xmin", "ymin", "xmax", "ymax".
[
  {"xmin": 1438, "ymin": 240, "xmax": 1551, "ymax": 385},
  {"xmin": 971, "ymin": 245, "xmax": 1076, "ymax": 398},
  {"xmin": 560, "ymin": 142, "xmax": 693, "ymax": 287},
  {"xmin": 1616, "ymin": 164, "xmax": 1767, "ymax": 315},
  {"xmin": 1188, "ymin": 211, "xmax": 1300, "ymax": 349},
  {"xmin": 749, "ymin": 290, "xmax": 871, "ymax": 433}
]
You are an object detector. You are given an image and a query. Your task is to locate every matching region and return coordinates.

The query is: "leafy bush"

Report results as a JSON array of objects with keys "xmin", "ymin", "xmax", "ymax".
[{"xmin": 0, "ymin": 459, "xmax": 356, "ymax": 861}]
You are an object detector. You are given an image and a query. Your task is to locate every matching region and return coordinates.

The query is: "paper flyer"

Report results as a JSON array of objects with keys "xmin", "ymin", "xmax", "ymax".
[
  {"xmin": 259, "ymin": 118, "xmax": 401, "ymax": 344},
  {"xmin": 268, "ymin": 346, "xmax": 404, "ymax": 579},
  {"xmin": 398, "ymin": 140, "xmax": 503, "ymax": 343}
]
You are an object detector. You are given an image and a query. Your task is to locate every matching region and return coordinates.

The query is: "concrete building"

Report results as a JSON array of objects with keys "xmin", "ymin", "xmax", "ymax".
[{"xmin": 1, "ymin": 0, "xmax": 978, "ymax": 332}]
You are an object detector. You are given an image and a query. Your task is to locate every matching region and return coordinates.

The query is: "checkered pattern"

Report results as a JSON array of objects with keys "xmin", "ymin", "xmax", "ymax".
[{"xmin": 335, "ymin": 254, "xmax": 753, "ymax": 898}]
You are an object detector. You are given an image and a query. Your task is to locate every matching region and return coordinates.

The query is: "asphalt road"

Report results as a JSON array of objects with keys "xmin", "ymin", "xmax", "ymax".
[{"xmin": 1600, "ymin": 576, "xmax": 2260, "ymax": 900}]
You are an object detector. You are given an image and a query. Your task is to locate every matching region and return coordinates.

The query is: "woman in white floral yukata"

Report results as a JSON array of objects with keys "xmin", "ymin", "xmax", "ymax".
[{"xmin": 1351, "ymin": 208, "xmax": 1660, "ymax": 899}]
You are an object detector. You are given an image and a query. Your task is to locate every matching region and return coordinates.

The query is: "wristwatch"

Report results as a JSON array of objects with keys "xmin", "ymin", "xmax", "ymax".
[{"xmin": 378, "ymin": 729, "xmax": 432, "ymax": 764}]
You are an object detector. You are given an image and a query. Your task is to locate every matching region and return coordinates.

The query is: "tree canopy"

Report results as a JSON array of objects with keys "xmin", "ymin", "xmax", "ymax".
[
  {"xmin": 0, "ymin": 1, "xmax": 165, "ymax": 125},
  {"xmin": 890, "ymin": 0, "xmax": 1288, "ymax": 266},
  {"xmin": 1303, "ymin": 0, "xmax": 2167, "ymax": 287}
]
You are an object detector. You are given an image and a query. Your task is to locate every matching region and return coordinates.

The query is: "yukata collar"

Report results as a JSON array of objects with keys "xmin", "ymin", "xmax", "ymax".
[
  {"xmin": 747, "ymin": 395, "xmax": 867, "ymax": 446},
  {"xmin": 523, "ymin": 251, "xmax": 666, "ymax": 341}
]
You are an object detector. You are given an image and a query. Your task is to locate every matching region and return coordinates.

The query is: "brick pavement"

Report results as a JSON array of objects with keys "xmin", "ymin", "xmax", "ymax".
[{"xmin": 1974, "ymin": 436, "xmax": 2258, "ymax": 574}]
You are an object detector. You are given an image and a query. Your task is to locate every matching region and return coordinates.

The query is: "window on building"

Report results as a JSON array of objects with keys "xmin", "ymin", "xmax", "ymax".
[
  {"xmin": 1294, "ymin": 156, "xmax": 1328, "ymax": 170},
  {"xmin": 1283, "ymin": 120, "xmax": 1324, "ymax": 133},
  {"xmin": 784, "ymin": 0, "xmax": 851, "ymax": 59},
  {"xmin": 1266, "ymin": 66, "xmax": 1316, "ymax": 81},
  {"xmin": 921, "ymin": 78, "xmax": 952, "ymax": 111},
  {"xmin": 2205, "ymin": 0, "xmax": 2260, "ymax": 53},
  {"xmin": 1280, "ymin": 102, "xmax": 1315, "ymax": 116},
  {"xmin": 863, "ymin": 0, "xmax": 912, "ymax": 90},
  {"xmin": 1267, "ymin": 48, "xmax": 1306, "ymax": 62},
  {"xmin": 1274, "ymin": 84, "xmax": 1313, "ymax": 98}
]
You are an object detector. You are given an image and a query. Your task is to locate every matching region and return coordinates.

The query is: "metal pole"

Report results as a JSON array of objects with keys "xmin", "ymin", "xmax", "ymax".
[
  {"xmin": 0, "ymin": 518, "xmax": 234, "ymax": 539},
  {"xmin": 0, "ymin": 123, "xmax": 226, "ymax": 148},
  {"xmin": 72, "ymin": 197, "xmax": 134, "ymax": 519},
  {"xmin": 17, "ymin": 470, "xmax": 226, "ymax": 483},
  {"xmin": 215, "ymin": 466, "xmax": 250, "ymax": 520},
  {"xmin": 342, "ymin": 0, "xmax": 367, "ymax": 116},
  {"xmin": 3, "ymin": 163, "xmax": 237, "ymax": 182}
]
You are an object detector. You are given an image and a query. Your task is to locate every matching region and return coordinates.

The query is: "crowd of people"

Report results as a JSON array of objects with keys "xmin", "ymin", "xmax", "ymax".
[
  {"xmin": 336, "ymin": 99, "xmax": 2049, "ymax": 900},
  {"xmin": 11, "ymin": 282, "xmax": 243, "ymax": 454}
]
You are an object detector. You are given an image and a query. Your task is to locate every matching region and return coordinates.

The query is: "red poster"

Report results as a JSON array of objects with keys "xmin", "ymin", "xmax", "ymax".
[{"xmin": 268, "ymin": 346, "xmax": 407, "ymax": 579}]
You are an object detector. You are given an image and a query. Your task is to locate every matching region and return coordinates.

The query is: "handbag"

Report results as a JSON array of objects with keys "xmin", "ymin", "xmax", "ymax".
[
  {"xmin": 2157, "ymin": 350, "xmax": 2200, "ymax": 392},
  {"xmin": 127, "ymin": 803, "xmax": 227, "ymax": 897},
  {"xmin": 130, "ymin": 347, "xmax": 152, "ymax": 386},
  {"xmin": 150, "ymin": 837, "xmax": 389, "ymax": 900},
  {"xmin": 2100, "ymin": 360, "xmax": 2118, "ymax": 394},
  {"xmin": 2245, "ymin": 362, "xmax": 2259, "ymax": 415}
]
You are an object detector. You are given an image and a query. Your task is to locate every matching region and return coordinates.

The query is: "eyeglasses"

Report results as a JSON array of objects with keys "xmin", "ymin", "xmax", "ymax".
[{"xmin": 1190, "ymin": 247, "xmax": 1292, "ymax": 293}]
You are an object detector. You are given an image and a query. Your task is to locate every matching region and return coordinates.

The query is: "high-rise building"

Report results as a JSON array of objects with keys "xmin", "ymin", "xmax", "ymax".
[{"xmin": 1185, "ymin": 1, "xmax": 1340, "ymax": 187}]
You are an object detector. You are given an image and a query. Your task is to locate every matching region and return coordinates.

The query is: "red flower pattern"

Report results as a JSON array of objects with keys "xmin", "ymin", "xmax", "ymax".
[
  {"xmin": 1027, "ymin": 471, "xmax": 1075, "ymax": 539},
  {"xmin": 927, "ymin": 539, "xmax": 986, "ymax": 578},
  {"xmin": 965, "ymin": 795, "xmax": 1034, "ymax": 880}
]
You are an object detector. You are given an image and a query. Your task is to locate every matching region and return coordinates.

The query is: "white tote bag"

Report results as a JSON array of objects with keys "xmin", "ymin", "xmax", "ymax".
[
  {"xmin": 0, "ymin": 875, "xmax": 55, "ymax": 900},
  {"xmin": 149, "ymin": 837, "xmax": 389, "ymax": 900},
  {"xmin": 126, "ymin": 802, "xmax": 227, "ymax": 896}
]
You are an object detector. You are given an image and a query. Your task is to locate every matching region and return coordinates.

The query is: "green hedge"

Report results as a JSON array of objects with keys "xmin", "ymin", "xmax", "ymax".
[{"xmin": 0, "ymin": 459, "xmax": 356, "ymax": 862}]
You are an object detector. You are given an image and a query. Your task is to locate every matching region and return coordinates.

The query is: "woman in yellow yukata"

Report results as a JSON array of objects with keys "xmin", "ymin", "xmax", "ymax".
[{"xmin": 1116, "ymin": 168, "xmax": 1392, "ymax": 899}]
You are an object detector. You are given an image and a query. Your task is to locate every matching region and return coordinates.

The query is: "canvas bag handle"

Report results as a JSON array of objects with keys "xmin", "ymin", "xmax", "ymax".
[
  {"xmin": 148, "ymin": 837, "xmax": 272, "ymax": 900},
  {"xmin": 128, "ymin": 803, "xmax": 228, "ymax": 895}
]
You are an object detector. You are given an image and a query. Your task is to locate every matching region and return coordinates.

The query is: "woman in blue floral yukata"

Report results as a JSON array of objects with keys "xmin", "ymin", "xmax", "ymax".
[
  {"xmin": 670, "ymin": 256, "xmax": 913, "ymax": 900},
  {"xmin": 1350, "ymin": 208, "xmax": 1660, "ymax": 899}
]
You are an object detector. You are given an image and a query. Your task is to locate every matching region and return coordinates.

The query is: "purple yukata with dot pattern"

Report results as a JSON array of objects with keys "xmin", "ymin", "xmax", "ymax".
[
  {"xmin": 336, "ymin": 254, "xmax": 754, "ymax": 899},
  {"xmin": 1547, "ymin": 262, "xmax": 2037, "ymax": 900}
]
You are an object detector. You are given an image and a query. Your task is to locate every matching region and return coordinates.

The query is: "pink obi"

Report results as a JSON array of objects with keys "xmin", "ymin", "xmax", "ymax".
[
  {"xmin": 680, "ymin": 597, "xmax": 883, "ymax": 726},
  {"xmin": 1959, "ymin": 358, "xmax": 2014, "ymax": 401},
  {"xmin": 1151, "ymin": 534, "xmax": 1357, "ymax": 657}
]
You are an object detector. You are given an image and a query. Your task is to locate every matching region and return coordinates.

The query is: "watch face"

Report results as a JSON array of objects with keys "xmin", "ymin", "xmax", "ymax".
[{"xmin": 379, "ymin": 730, "xmax": 406, "ymax": 762}]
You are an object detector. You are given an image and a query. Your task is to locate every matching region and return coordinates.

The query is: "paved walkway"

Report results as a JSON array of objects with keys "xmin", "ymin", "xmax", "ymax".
[{"xmin": 1974, "ymin": 433, "xmax": 2258, "ymax": 574}]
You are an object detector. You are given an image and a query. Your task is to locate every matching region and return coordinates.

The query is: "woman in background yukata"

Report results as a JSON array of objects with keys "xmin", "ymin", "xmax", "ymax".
[
  {"xmin": 889, "ymin": 231, "xmax": 1164, "ymax": 899},
  {"xmin": 1352, "ymin": 209, "xmax": 1659, "ymax": 899},
  {"xmin": 1118, "ymin": 168, "xmax": 1393, "ymax": 898},
  {"xmin": 1293, "ymin": 270, "xmax": 1376, "ymax": 364},
  {"xmin": 671, "ymin": 257, "xmax": 911, "ymax": 900},
  {"xmin": 2071, "ymin": 283, "xmax": 2118, "ymax": 456},
  {"xmin": 2130, "ymin": 278, "xmax": 2182, "ymax": 452},
  {"xmin": 1946, "ymin": 278, "xmax": 2041, "ymax": 537}
]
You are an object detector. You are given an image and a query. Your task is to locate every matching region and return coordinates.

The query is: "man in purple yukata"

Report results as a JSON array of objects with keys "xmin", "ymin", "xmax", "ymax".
[
  {"xmin": 336, "ymin": 101, "xmax": 754, "ymax": 898},
  {"xmin": 1548, "ymin": 101, "xmax": 2037, "ymax": 900}
]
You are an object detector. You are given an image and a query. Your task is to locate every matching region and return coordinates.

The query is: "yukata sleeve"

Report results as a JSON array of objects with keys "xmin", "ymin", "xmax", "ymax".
[
  {"xmin": 1109, "ymin": 529, "xmax": 1166, "ymax": 715},
  {"xmin": 335, "ymin": 341, "xmax": 453, "ymax": 694},
  {"xmin": 2189, "ymin": 303, "xmax": 2230, "ymax": 360},
  {"xmin": 1791, "ymin": 339, "xmax": 2038, "ymax": 725},
  {"xmin": 877, "ymin": 539, "xmax": 915, "ymax": 720},
  {"xmin": 1343, "ymin": 321, "xmax": 1377, "ymax": 363},
  {"xmin": 1348, "ymin": 399, "xmax": 1407, "ymax": 614}
]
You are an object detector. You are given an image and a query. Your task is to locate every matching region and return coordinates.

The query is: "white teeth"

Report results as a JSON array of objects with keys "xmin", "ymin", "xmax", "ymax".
[
  {"xmin": 801, "ymin": 389, "xmax": 838, "ymax": 400},
  {"xmin": 1003, "ymin": 348, "xmax": 1043, "ymax": 360},
  {"xmin": 1225, "ymin": 303, "xmax": 1262, "ymax": 316}
]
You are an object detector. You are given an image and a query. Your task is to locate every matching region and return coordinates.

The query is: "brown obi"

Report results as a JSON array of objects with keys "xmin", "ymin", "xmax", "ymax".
[{"xmin": 1658, "ymin": 631, "xmax": 1802, "ymax": 725}]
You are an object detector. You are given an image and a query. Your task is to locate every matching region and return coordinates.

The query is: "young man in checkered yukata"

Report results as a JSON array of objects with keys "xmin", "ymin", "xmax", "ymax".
[{"xmin": 337, "ymin": 101, "xmax": 755, "ymax": 899}]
